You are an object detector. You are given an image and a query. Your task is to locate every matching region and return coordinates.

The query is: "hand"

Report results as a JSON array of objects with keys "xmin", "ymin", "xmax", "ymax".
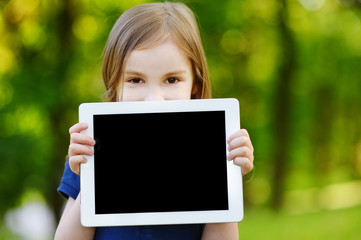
[
  {"xmin": 227, "ymin": 129, "xmax": 254, "ymax": 175},
  {"xmin": 68, "ymin": 122, "xmax": 96, "ymax": 175}
]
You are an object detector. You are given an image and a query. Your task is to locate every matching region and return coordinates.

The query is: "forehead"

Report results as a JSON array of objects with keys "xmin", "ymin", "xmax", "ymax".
[{"xmin": 124, "ymin": 38, "xmax": 192, "ymax": 73}]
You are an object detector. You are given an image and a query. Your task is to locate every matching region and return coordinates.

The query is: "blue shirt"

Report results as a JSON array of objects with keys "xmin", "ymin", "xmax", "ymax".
[{"xmin": 57, "ymin": 159, "xmax": 204, "ymax": 240}]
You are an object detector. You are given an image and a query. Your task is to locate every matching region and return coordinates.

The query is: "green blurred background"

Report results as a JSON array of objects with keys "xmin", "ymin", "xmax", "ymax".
[{"xmin": 1, "ymin": 0, "xmax": 361, "ymax": 239}]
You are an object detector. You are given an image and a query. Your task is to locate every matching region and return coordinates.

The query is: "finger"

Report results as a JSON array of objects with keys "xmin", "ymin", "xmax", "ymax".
[
  {"xmin": 69, "ymin": 155, "xmax": 87, "ymax": 175},
  {"xmin": 68, "ymin": 143, "xmax": 94, "ymax": 157},
  {"xmin": 69, "ymin": 122, "xmax": 88, "ymax": 134},
  {"xmin": 227, "ymin": 146, "xmax": 253, "ymax": 162},
  {"xmin": 228, "ymin": 135, "xmax": 254, "ymax": 153},
  {"xmin": 233, "ymin": 157, "xmax": 254, "ymax": 175},
  {"xmin": 227, "ymin": 129, "xmax": 249, "ymax": 144},
  {"xmin": 70, "ymin": 132, "xmax": 96, "ymax": 146}
]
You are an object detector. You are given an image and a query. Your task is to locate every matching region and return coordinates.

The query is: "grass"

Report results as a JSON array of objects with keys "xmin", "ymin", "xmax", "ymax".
[
  {"xmin": 2, "ymin": 204, "xmax": 361, "ymax": 239},
  {"xmin": 238, "ymin": 205, "xmax": 361, "ymax": 239}
]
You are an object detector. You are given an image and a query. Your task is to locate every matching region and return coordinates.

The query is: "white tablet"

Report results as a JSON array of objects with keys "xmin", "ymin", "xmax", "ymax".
[{"xmin": 79, "ymin": 98, "xmax": 243, "ymax": 227}]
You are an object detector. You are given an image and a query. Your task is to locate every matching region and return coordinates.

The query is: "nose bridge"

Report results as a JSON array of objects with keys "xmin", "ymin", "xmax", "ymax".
[{"xmin": 145, "ymin": 84, "xmax": 165, "ymax": 101}]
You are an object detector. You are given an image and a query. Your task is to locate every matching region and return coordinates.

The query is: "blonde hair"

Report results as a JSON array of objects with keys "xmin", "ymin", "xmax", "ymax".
[{"xmin": 102, "ymin": 1, "xmax": 211, "ymax": 101}]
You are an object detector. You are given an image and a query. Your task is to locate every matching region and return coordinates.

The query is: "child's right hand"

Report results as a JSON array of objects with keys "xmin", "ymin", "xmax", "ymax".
[{"xmin": 68, "ymin": 122, "xmax": 96, "ymax": 175}]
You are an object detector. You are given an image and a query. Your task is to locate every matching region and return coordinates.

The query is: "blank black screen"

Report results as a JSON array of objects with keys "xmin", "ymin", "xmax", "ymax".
[{"xmin": 93, "ymin": 111, "xmax": 228, "ymax": 214}]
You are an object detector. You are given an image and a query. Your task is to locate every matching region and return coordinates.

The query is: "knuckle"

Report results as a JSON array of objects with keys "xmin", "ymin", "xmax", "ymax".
[
  {"xmin": 69, "ymin": 123, "xmax": 82, "ymax": 134},
  {"xmin": 69, "ymin": 123, "xmax": 78, "ymax": 134},
  {"xmin": 69, "ymin": 142, "xmax": 76, "ymax": 149},
  {"xmin": 246, "ymin": 146, "xmax": 252, "ymax": 155},
  {"xmin": 241, "ymin": 135, "xmax": 249, "ymax": 142},
  {"xmin": 69, "ymin": 131, "xmax": 77, "ymax": 141},
  {"xmin": 68, "ymin": 143, "xmax": 75, "ymax": 155},
  {"xmin": 236, "ymin": 157, "xmax": 253, "ymax": 174},
  {"xmin": 245, "ymin": 162, "xmax": 254, "ymax": 174},
  {"xmin": 241, "ymin": 129, "xmax": 249, "ymax": 135},
  {"xmin": 237, "ymin": 136, "xmax": 248, "ymax": 145},
  {"xmin": 247, "ymin": 158, "xmax": 253, "ymax": 168},
  {"xmin": 239, "ymin": 146, "xmax": 248, "ymax": 155},
  {"xmin": 229, "ymin": 136, "xmax": 248, "ymax": 149},
  {"xmin": 234, "ymin": 157, "xmax": 246, "ymax": 166},
  {"xmin": 69, "ymin": 126, "xmax": 74, "ymax": 134}
]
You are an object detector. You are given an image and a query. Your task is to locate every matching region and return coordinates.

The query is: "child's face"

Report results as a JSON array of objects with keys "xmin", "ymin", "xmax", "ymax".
[{"xmin": 118, "ymin": 38, "xmax": 194, "ymax": 101}]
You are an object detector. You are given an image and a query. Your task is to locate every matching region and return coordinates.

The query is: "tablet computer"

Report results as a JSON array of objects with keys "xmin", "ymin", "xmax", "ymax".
[{"xmin": 79, "ymin": 98, "xmax": 243, "ymax": 227}]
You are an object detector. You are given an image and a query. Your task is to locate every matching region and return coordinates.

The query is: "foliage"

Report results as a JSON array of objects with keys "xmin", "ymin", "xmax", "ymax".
[
  {"xmin": 238, "ymin": 205, "xmax": 361, "ymax": 239},
  {"xmin": 0, "ymin": 0, "xmax": 361, "ymax": 237}
]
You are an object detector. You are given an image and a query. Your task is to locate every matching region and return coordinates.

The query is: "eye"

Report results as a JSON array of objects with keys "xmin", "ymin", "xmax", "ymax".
[
  {"xmin": 166, "ymin": 77, "xmax": 179, "ymax": 84},
  {"xmin": 128, "ymin": 78, "xmax": 143, "ymax": 84}
]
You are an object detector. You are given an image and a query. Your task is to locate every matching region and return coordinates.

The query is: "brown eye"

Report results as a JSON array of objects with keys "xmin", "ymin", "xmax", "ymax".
[
  {"xmin": 166, "ymin": 77, "xmax": 178, "ymax": 84},
  {"xmin": 129, "ymin": 78, "xmax": 142, "ymax": 84}
]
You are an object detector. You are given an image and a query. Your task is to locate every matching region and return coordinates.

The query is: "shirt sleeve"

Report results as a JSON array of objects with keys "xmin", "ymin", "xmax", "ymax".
[{"xmin": 57, "ymin": 158, "xmax": 80, "ymax": 200}]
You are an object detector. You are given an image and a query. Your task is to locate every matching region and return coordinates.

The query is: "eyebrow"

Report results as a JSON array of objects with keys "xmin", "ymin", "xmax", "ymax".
[
  {"xmin": 124, "ymin": 70, "xmax": 188, "ymax": 78},
  {"xmin": 123, "ymin": 70, "xmax": 146, "ymax": 78},
  {"xmin": 164, "ymin": 70, "xmax": 188, "ymax": 78}
]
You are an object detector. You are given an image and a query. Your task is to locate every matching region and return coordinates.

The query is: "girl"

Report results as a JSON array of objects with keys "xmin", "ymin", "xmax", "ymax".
[{"xmin": 55, "ymin": 2, "xmax": 254, "ymax": 240}]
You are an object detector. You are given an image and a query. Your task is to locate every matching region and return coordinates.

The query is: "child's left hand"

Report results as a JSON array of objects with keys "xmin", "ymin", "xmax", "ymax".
[{"xmin": 227, "ymin": 129, "xmax": 254, "ymax": 175}]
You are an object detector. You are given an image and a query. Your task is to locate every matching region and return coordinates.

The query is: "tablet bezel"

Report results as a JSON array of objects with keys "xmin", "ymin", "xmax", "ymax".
[{"xmin": 79, "ymin": 98, "xmax": 243, "ymax": 227}]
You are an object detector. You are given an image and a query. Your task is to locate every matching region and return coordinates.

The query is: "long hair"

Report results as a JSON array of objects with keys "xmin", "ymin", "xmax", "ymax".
[{"xmin": 102, "ymin": 2, "xmax": 211, "ymax": 101}]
